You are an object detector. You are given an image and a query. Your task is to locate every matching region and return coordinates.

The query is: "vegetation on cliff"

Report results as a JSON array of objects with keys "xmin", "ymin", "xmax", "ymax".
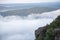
[{"xmin": 35, "ymin": 15, "xmax": 60, "ymax": 40}]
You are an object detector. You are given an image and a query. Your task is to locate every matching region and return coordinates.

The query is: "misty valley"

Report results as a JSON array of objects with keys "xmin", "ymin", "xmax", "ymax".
[{"xmin": 0, "ymin": 2, "xmax": 60, "ymax": 40}]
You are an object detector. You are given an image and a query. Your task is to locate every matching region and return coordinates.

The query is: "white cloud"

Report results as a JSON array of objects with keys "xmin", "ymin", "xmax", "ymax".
[
  {"xmin": 0, "ymin": 9, "xmax": 60, "ymax": 40},
  {"xmin": 0, "ymin": 16, "xmax": 53, "ymax": 40},
  {"xmin": 0, "ymin": 19, "xmax": 53, "ymax": 40},
  {"xmin": 25, "ymin": 9, "xmax": 60, "ymax": 19}
]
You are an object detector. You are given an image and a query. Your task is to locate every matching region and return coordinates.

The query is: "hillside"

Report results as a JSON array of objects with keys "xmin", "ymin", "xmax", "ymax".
[
  {"xmin": 0, "ymin": 7, "xmax": 58, "ymax": 16},
  {"xmin": 35, "ymin": 15, "xmax": 60, "ymax": 40}
]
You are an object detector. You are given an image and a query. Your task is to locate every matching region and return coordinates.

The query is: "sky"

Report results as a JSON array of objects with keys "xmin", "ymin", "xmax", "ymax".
[{"xmin": 0, "ymin": 0, "xmax": 60, "ymax": 4}]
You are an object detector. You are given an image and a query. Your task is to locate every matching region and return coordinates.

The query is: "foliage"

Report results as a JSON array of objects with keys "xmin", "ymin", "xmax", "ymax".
[{"xmin": 36, "ymin": 15, "xmax": 60, "ymax": 40}]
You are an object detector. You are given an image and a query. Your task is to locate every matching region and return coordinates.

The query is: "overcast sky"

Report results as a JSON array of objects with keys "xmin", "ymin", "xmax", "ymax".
[{"xmin": 0, "ymin": 0, "xmax": 60, "ymax": 4}]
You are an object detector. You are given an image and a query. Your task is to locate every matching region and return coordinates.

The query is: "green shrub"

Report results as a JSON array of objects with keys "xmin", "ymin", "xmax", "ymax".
[{"xmin": 35, "ymin": 15, "xmax": 60, "ymax": 40}]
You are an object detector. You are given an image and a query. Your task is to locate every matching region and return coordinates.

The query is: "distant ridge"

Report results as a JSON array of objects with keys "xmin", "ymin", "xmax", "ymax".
[{"xmin": 0, "ymin": 7, "xmax": 58, "ymax": 16}]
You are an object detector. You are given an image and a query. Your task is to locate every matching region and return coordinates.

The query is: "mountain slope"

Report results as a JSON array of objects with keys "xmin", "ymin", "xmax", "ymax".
[
  {"xmin": 35, "ymin": 15, "xmax": 60, "ymax": 40},
  {"xmin": 0, "ymin": 7, "xmax": 58, "ymax": 16}
]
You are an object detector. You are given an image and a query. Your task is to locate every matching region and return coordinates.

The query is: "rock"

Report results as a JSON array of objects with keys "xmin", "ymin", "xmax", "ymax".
[{"xmin": 35, "ymin": 27, "xmax": 46, "ymax": 38}]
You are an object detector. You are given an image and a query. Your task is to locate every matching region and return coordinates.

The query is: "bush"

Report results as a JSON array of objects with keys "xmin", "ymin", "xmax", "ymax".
[{"xmin": 35, "ymin": 15, "xmax": 60, "ymax": 40}]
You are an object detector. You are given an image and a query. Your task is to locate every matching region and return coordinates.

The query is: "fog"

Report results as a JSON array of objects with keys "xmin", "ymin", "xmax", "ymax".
[{"xmin": 0, "ymin": 9, "xmax": 60, "ymax": 40}]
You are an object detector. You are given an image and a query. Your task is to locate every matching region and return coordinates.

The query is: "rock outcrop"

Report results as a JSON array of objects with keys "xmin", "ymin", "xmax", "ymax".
[
  {"xmin": 54, "ymin": 28, "xmax": 60, "ymax": 40},
  {"xmin": 35, "ymin": 27, "xmax": 46, "ymax": 38}
]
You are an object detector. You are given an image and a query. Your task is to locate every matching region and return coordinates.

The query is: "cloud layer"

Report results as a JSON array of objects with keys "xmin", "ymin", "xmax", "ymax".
[
  {"xmin": 0, "ymin": 9, "xmax": 60, "ymax": 40},
  {"xmin": 0, "ymin": 18, "xmax": 53, "ymax": 40}
]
